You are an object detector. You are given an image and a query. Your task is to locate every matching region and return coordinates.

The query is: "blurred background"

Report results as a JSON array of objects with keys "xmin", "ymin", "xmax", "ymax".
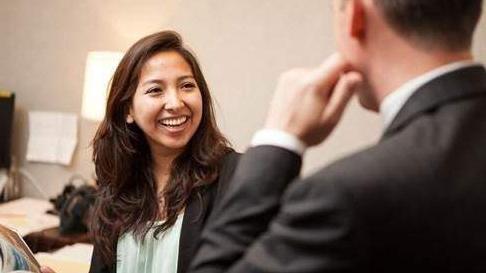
[
  {"xmin": 1, "ymin": 1, "xmax": 485, "ymax": 272},
  {"xmin": 0, "ymin": 0, "xmax": 485, "ymax": 199}
]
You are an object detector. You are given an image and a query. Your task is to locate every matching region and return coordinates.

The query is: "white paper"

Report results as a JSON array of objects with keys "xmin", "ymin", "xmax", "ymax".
[
  {"xmin": 51, "ymin": 243, "xmax": 93, "ymax": 263},
  {"xmin": 34, "ymin": 243, "xmax": 93, "ymax": 273},
  {"xmin": 0, "ymin": 197, "xmax": 60, "ymax": 236},
  {"xmin": 26, "ymin": 111, "xmax": 78, "ymax": 166}
]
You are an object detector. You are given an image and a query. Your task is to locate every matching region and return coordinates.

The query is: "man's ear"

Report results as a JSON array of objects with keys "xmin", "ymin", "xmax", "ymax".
[{"xmin": 347, "ymin": 0, "xmax": 366, "ymax": 40}]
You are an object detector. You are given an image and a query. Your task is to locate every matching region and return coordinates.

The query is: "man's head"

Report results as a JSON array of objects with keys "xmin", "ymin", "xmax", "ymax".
[
  {"xmin": 373, "ymin": 0, "xmax": 482, "ymax": 51},
  {"xmin": 333, "ymin": 0, "xmax": 483, "ymax": 110}
]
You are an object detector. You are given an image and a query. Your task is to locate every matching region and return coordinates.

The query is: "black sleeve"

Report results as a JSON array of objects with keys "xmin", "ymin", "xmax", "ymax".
[
  {"xmin": 189, "ymin": 146, "xmax": 302, "ymax": 273},
  {"xmin": 89, "ymin": 244, "xmax": 113, "ymax": 273},
  {"xmin": 220, "ymin": 172, "xmax": 356, "ymax": 273}
]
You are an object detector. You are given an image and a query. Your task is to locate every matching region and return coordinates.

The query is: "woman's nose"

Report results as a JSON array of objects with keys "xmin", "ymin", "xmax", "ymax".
[{"xmin": 164, "ymin": 90, "xmax": 184, "ymax": 110}]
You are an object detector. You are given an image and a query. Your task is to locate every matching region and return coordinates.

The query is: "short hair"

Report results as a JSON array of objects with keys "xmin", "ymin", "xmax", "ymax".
[{"xmin": 373, "ymin": 0, "xmax": 483, "ymax": 51}]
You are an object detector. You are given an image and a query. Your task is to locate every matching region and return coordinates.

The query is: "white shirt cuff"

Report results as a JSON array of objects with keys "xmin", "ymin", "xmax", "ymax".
[{"xmin": 251, "ymin": 129, "xmax": 307, "ymax": 156}]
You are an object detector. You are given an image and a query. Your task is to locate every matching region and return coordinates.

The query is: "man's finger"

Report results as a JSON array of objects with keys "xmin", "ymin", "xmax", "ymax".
[
  {"xmin": 310, "ymin": 53, "xmax": 350, "ymax": 92},
  {"xmin": 322, "ymin": 71, "xmax": 363, "ymax": 124}
]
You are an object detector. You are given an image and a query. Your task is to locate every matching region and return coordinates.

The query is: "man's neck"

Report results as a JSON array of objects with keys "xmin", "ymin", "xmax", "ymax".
[{"xmin": 366, "ymin": 48, "xmax": 473, "ymax": 108}]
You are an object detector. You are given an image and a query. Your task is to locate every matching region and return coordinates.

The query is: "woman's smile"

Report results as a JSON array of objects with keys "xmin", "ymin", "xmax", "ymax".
[{"xmin": 157, "ymin": 115, "xmax": 191, "ymax": 133}]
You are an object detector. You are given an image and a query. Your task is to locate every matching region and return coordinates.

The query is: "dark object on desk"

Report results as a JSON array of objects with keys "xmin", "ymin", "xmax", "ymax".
[
  {"xmin": 0, "ymin": 91, "xmax": 14, "ymax": 169},
  {"xmin": 59, "ymin": 185, "xmax": 97, "ymax": 235},
  {"xmin": 50, "ymin": 183, "xmax": 76, "ymax": 212},
  {"xmin": 50, "ymin": 183, "xmax": 97, "ymax": 235}
]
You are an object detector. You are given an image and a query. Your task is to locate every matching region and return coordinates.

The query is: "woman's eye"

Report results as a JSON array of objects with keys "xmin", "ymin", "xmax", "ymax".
[
  {"xmin": 181, "ymin": 82, "xmax": 196, "ymax": 90},
  {"xmin": 145, "ymin": 87, "xmax": 162, "ymax": 94}
]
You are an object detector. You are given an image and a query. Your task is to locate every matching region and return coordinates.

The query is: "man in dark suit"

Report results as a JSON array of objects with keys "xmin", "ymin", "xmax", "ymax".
[{"xmin": 189, "ymin": 0, "xmax": 486, "ymax": 272}]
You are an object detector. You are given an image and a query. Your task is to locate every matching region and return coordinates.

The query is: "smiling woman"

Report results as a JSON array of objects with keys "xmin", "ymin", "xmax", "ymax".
[
  {"xmin": 85, "ymin": 31, "xmax": 239, "ymax": 273},
  {"xmin": 128, "ymin": 50, "xmax": 203, "ymax": 158}
]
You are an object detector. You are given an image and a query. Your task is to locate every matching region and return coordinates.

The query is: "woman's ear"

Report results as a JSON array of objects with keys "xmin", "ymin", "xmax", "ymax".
[
  {"xmin": 126, "ymin": 105, "xmax": 135, "ymax": 123},
  {"xmin": 126, "ymin": 114, "xmax": 134, "ymax": 124}
]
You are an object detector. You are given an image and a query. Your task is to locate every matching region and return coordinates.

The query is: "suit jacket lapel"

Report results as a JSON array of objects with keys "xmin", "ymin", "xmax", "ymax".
[
  {"xmin": 382, "ymin": 66, "xmax": 486, "ymax": 139},
  {"xmin": 177, "ymin": 189, "xmax": 213, "ymax": 273}
]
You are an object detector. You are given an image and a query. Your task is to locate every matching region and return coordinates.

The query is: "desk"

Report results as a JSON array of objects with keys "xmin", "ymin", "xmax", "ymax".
[
  {"xmin": 24, "ymin": 227, "xmax": 92, "ymax": 253},
  {"xmin": 35, "ymin": 243, "xmax": 93, "ymax": 273},
  {"xmin": 36, "ymin": 254, "xmax": 91, "ymax": 273}
]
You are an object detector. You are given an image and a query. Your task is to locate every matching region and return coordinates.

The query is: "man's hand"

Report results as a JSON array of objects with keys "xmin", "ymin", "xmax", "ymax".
[{"xmin": 265, "ymin": 53, "xmax": 363, "ymax": 147}]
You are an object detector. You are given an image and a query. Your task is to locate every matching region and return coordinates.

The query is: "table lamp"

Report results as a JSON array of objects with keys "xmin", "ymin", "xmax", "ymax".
[{"xmin": 81, "ymin": 51, "xmax": 124, "ymax": 121}]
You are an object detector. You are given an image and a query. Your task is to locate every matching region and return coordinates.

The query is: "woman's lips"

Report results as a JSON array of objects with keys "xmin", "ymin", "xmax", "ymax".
[{"xmin": 157, "ymin": 115, "xmax": 190, "ymax": 133}]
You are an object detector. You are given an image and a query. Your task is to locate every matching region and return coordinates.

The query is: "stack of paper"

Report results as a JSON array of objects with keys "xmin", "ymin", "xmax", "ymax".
[{"xmin": 0, "ymin": 197, "xmax": 59, "ymax": 236}]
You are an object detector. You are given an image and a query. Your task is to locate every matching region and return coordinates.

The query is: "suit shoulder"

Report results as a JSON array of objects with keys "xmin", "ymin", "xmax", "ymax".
[
  {"xmin": 220, "ymin": 150, "xmax": 241, "ymax": 170},
  {"xmin": 303, "ymin": 127, "xmax": 439, "ymax": 207},
  {"xmin": 319, "ymin": 115, "xmax": 458, "ymax": 187}
]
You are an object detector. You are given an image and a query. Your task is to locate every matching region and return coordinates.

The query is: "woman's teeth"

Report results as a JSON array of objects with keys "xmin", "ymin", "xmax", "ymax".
[{"xmin": 160, "ymin": 116, "xmax": 188, "ymax": 127}]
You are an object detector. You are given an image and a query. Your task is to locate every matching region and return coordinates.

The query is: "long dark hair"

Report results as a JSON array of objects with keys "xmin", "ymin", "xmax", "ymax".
[{"xmin": 91, "ymin": 30, "xmax": 232, "ymax": 265}]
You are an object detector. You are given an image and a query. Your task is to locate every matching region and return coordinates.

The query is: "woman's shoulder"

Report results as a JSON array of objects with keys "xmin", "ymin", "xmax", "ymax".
[
  {"xmin": 220, "ymin": 150, "xmax": 241, "ymax": 170},
  {"xmin": 212, "ymin": 150, "xmax": 241, "ymax": 197},
  {"xmin": 193, "ymin": 150, "xmax": 241, "ymax": 203}
]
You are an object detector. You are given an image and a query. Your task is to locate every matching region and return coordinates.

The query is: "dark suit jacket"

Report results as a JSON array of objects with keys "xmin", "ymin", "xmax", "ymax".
[
  {"xmin": 88, "ymin": 151, "xmax": 240, "ymax": 273},
  {"xmin": 189, "ymin": 66, "xmax": 486, "ymax": 273}
]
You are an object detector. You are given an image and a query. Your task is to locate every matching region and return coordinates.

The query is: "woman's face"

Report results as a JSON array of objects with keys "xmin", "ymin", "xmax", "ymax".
[{"xmin": 129, "ymin": 51, "xmax": 203, "ymax": 156}]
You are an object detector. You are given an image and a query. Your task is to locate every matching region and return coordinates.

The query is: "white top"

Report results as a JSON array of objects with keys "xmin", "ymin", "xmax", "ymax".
[
  {"xmin": 251, "ymin": 61, "xmax": 483, "ymax": 154},
  {"xmin": 116, "ymin": 213, "xmax": 184, "ymax": 273}
]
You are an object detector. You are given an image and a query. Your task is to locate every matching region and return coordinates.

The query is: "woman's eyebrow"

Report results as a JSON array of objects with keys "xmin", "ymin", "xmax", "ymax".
[
  {"xmin": 141, "ymin": 79, "xmax": 164, "ymax": 86},
  {"xmin": 141, "ymin": 75, "xmax": 194, "ymax": 86},
  {"xmin": 177, "ymin": 75, "xmax": 195, "ymax": 82}
]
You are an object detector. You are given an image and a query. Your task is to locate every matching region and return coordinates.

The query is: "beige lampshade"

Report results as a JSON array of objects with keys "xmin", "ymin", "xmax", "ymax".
[{"xmin": 81, "ymin": 51, "xmax": 123, "ymax": 121}]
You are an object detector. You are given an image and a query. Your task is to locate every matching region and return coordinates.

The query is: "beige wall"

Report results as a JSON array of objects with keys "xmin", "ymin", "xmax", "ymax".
[{"xmin": 1, "ymin": 1, "xmax": 485, "ymax": 198}]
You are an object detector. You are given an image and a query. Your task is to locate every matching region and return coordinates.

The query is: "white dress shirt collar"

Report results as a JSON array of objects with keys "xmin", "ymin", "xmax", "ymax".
[{"xmin": 380, "ymin": 61, "xmax": 481, "ymax": 129}]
